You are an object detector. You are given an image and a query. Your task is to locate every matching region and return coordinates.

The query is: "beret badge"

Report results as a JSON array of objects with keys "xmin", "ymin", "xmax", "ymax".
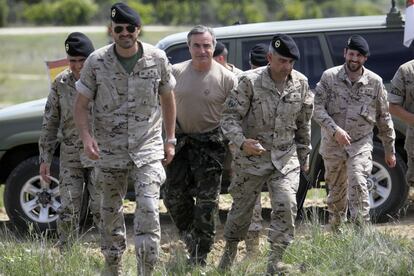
[{"xmin": 274, "ymin": 40, "xmax": 281, "ymax": 48}]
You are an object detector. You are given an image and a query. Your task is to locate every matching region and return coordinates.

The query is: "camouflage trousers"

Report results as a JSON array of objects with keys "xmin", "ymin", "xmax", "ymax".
[
  {"xmin": 57, "ymin": 166, "xmax": 100, "ymax": 245},
  {"xmin": 248, "ymin": 195, "xmax": 263, "ymax": 232},
  {"xmin": 95, "ymin": 160, "xmax": 165, "ymax": 272},
  {"xmin": 163, "ymin": 141, "xmax": 225, "ymax": 262},
  {"xmin": 227, "ymin": 143, "xmax": 262, "ymax": 233},
  {"xmin": 224, "ymin": 166, "xmax": 299, "ymax": 260},
  {"xmin": 323, "ymin": 150, "xmax": 372, "ymax": 224}
]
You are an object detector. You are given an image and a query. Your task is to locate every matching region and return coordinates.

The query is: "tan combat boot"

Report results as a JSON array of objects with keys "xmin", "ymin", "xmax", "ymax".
[
  {"xmin": 245, "ymin": 231, "xmax": 260, "ymax": 258},
  {"xmin": 218, "ymin": 241, "xmax": 238, "ymax": 271},
  {"xmin": 101, "ymin": 263, "xmax": 123, "ymax": 276}
]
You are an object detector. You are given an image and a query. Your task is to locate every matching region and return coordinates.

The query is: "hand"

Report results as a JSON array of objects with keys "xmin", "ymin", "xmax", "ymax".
[
  {"xmin": 39, "ymin": 162, "xmax": 51, "ymax": 183},
  {"xmin": 242, "ymin": 138, "xmax": 266, "ymax": 156},
  {"xmin": 162, "ymin": 143, "xmax": 175, "ymax": 166},
  {"xmin": 385, "ymin": 152, "xmax": 396, "ymax": 168},
  {"xmin": 334, "ymin": 127, "xmax": 352, "ymax": 146},
  {"xmin": 301, "ymin": 164, "xmax": 309, "ymax": 174},
  {"xmin": 83, "ymin": 136, "xmax": 100, "ymax": 160}
]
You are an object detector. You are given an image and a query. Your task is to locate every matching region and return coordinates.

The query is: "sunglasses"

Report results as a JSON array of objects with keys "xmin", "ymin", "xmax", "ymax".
[{"xmin": 113, "ymin": 25, "xmax": 136, "ymax": 34}]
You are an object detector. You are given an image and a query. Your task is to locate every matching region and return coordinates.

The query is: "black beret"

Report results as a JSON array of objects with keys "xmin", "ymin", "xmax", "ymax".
[
  {"xmin": 213, "ymin": 42, "xmax": 226, "ymax": 57},
  {"xmin": 65, "ymin": 32, "xmax": 94, "ymax": 57},
  {"xmin": 270, "ymin": 33, "xmax": 300, "ymax": 60},
  {"xmin": 346, "ymin": 35, "xmax": 370, "ymax": 56},
  {"xmin": 249, "ymin": 43, "xmax": 268, "ymax": 67},
  {"xmin": 111, "ymin": 2, "xmax": 141, "ymax": 26}
]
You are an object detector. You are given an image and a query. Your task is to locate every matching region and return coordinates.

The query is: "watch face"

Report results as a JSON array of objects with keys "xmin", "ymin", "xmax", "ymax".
[{"xmin": 167, "ymin": 138, "xmax": 177, "ymax": 145}]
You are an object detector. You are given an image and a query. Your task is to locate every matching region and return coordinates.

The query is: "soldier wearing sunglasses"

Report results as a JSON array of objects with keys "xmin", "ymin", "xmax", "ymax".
[{"xmin": 74, "ymin": 2, "xmax": 176, "ymax": 276}]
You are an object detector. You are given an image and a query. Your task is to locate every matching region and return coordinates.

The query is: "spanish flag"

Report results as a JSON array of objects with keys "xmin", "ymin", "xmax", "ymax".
[
  {"xmin": 404, "ymin": 0, "xmax": 414, "ymax": 47},
  {"xmin": 45, "ymin": 58, "xmax": 69, "ymax": 84}
]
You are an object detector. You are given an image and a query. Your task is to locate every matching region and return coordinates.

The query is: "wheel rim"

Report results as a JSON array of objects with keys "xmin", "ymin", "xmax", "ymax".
[
  {"xmin": 368, "ymin": 160, "xmax": 392, "ymax": 209},
  {"xmin": 19, "ymin": 175, "xmax": 60, "ymax": 224}
]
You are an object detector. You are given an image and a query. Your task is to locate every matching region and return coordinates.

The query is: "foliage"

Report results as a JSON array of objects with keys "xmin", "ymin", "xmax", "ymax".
[
  {"xmin": 0, "ymin": 0, "xmax": 8, "ymax": 27},
  {"xmin": 22, "ymin": 0, "xmax": 98, "ymax": 25},
  {"xmin": 8, "ymin": 0, "xmax": 401, "ymax": 26},
  {"xmin": 127, "ymin": 0, "xmax": 155, "ymax": 25}
]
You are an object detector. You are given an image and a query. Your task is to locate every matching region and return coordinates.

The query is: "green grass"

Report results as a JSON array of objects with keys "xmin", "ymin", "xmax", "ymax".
[
  {"xmin": 0, "ymin": 27, "xmax": 188, "ymax": 106},
  {"xmin": 0, "ymin": 216, "xmax": 413, "ymax": 275}
]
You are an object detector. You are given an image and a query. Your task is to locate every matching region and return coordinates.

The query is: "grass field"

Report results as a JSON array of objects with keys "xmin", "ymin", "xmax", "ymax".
[{"xmin": 0, "ymin": 27, "xmax": 187, "ymax": 106}]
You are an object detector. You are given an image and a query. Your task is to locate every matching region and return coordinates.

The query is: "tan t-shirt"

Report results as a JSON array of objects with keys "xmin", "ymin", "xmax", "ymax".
[{"xmin": 173, "ymin": 60, "xmax": 237, "ymax": 134}]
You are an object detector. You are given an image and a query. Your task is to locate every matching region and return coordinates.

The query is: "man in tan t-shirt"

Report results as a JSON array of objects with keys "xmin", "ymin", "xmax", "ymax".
[{"xmin": 163, "ymin": 25, "xmax": 237, "ymax": 266}]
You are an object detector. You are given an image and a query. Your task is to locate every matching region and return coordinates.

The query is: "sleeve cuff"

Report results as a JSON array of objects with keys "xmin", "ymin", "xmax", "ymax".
[{"xmin": 75, "ymin": 80, "xmax": 94, "ymax": 99}]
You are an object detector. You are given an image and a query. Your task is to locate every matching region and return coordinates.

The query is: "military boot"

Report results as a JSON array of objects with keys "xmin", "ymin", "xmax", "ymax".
[
  {"xmin": 101, "ymin": 263, "xmax": 122, "ymax": 276},
  {"xmin": 138, "ymin": 264, "xmax": 154, "ymax": 276},
  {"xmin": 218, "ymin": 241, "xmax": 238, "ymax": 271},
  {"xmin": 245, "ymin": 231, "xmax": 260, "ymax": 258},
  {"xmin": 266, "ymin": 260, "xmax": 294, "ymax": 276}
]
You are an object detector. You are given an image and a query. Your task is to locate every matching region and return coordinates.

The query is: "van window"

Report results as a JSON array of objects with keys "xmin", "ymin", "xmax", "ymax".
[
  {"xmin": 166, "ymin": 44, "xmax": 190, "ymax": 64},
  {"xmin": 326, "ymin": 31, "xmax": 414, "ymax": 83},
  {"xmin": 241, "ymin": 36, "xmax": 325, "ymax": 88}
]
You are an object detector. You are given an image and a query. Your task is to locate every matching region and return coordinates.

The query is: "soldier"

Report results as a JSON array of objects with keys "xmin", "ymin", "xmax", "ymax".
[
  {"xmin": 388, "ymin": 60, "xmax": 414, "ymax": 190},
  {"xmin": 73, "ymin": 3, "xmax": 176, "ymax": 276},
  {"xmin": 39, "ymin": 32, "xmax": 100, "ymax": 249},
  {"xmin": 313, "ymin": 35, "xmax": 396, "ymax": 230},
  {"xmin": 162, "ymin": 25, "xmax": 237, "ymax": 266},
  {"xmin": 213, "ymin": 41, "xmax": 243, "ymax": 75},
  {"xmin": 218, "ymin": 34, "xmax": 313, "ymax": 275}
]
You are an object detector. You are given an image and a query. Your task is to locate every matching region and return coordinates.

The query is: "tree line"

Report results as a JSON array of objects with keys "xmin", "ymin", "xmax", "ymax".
[{"xmin": 1, "ymin": 0, "xmax": 406, "ymax": 27}]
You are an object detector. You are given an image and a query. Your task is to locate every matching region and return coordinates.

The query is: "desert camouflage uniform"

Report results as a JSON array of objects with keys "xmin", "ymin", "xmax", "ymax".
[
  {"xmin": 39, "ymin": 69, "xmax": 100, "ymax": 245},
  {"xmin": 389, "ymin": 60, "xmax": 414, "ymax": 188},
  {"xmin": 221, "ymin": 66, "xmax": 313, "ymax": 264},
  {"xmin": 314, "ymin": 65, "xmax": 395, "ymax": 224},
  {"xmin": 76, "ymin": 42, "xmax": 175, "ymax": 272},
  {"xmin": 163, "ymin": 127, "xmax": 226, "ymax": 263}
]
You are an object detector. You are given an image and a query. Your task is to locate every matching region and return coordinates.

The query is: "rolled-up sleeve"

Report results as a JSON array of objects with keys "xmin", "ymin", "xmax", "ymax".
[
  {"xmin": 76, "ymin": 57, "xmax": 96, "ymax": 99},
  {"xmin": 158, "ymin": 51, "xmax": 176, "ymax": 95},
  {"xmin": 388, "ymin": 66, "xmax": 405, "ymax": 105}
]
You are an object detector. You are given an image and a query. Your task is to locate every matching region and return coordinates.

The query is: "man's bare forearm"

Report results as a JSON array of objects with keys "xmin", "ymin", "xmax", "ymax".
[{"xmin": 73, "ymin": 93, "xmax": 92, "ymax": 141}]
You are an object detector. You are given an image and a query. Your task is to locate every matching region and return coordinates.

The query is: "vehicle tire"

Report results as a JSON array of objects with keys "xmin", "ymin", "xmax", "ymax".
[
  {"xmin": 4, "ymin": 156, "xmax": 60, "ymax": 232},
  {"xmin": 369, "ymin": 142, "xmax": 408, "ymax": 222}
]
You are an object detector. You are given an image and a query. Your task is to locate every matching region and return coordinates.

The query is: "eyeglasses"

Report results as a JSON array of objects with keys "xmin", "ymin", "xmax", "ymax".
[{"xmin": 113, "ymin": 25, "xmax": 136, "ymax": 34}]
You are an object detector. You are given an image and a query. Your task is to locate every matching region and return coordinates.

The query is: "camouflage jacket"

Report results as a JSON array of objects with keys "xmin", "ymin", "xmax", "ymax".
[
  {"xmin": 388, "ymin": 59, "xmax": 414, "ymax": 152},
  {"xmin": 314, "ymin": 64, "xmax": 395, "ymax": 157},
  {"xmin": 39, "ymin": 69, "xmax": 93, "ymax": 167},
  {"xmin": 221, "ymin": 66, "xmax": 313, "ymax": 176},
  {"xmin": 76, "ymin": 41, "xmax": 176, "ymax": 169}
]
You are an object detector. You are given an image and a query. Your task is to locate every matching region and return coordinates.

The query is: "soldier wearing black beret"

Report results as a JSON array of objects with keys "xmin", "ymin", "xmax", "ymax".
[
  {"xmin": 218, "ymin": 32, "xmax": 312, "ymax": 275},
  {"xmin": 74, "ymin": 2, "xmax": 177, "ymax": 276},
  {"xmin": 39, "ymin": 31, "xmax": 100, "ymax": 256},
  {"xmin": 313, "ymin": 31, "xmax": 396, "ymax": 240}
]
